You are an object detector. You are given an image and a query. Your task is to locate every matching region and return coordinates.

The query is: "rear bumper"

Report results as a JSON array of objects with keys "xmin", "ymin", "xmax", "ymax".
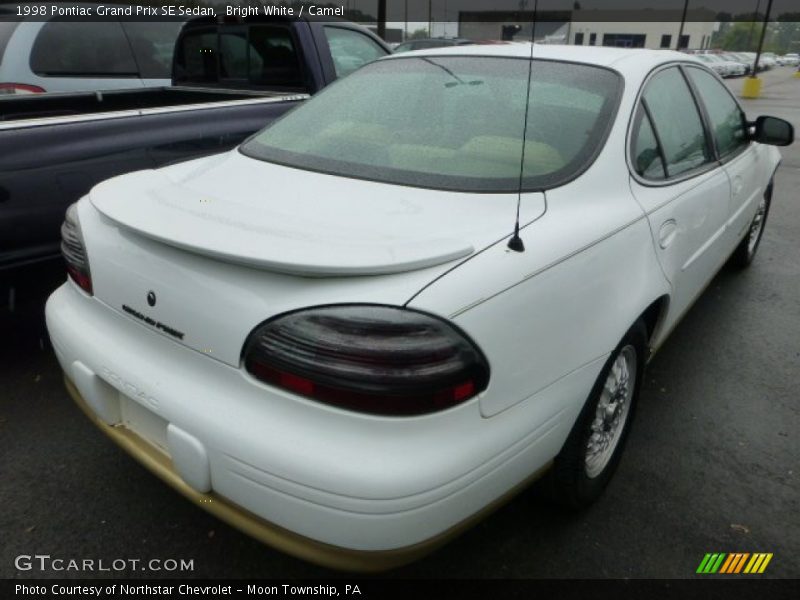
[
  {"xmin": 63, "ymin": 375, "xmax": 510, "ymax": 572},
  {"xmin": 46, "ymin": 282, "xmax": 596, "ymax": 568}
]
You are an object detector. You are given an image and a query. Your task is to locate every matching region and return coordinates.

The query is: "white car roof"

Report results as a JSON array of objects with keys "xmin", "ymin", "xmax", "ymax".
[
  {"xmin": 390, "ymin": 42, "xmax": 690, "ymax": 66},
  {"xmin": 385, "ymin": 43, "xmax": 692, "ymax": 69}
]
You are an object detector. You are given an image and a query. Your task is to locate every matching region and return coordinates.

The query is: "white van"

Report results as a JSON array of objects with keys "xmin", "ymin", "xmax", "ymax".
[{"xmin": 0, "ymin": 7, "xmax": 183, "ymax": 95}]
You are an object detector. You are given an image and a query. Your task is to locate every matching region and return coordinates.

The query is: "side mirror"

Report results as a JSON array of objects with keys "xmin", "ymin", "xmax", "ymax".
[{"xmin": 751, "ymin": 116, "xmax": 794, "ymax": 146}]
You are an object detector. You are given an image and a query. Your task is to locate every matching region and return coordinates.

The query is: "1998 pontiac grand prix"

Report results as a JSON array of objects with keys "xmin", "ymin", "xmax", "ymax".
[{"xmin": 46, "ymin": 44, "xmax": 793, "ymax": 570}]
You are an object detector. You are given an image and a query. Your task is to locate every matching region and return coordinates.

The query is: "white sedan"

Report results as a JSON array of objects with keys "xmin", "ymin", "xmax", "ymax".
[
  {"xmin": 46, "ymin": 45, "xmax": 793, "ymax": 570},
  {"xmin": 691, "ymin": 53, "xmax": 746, "ymax": 77}
]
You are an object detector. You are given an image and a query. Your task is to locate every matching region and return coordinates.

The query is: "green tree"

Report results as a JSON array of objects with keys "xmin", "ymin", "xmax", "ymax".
[
  {"xmin": 717, "ymin": 21, "xmax": 759, "ymax": 51},
  {"xmin": 768, "ymin": 17, "xmax": 800, "ymax": 54}
]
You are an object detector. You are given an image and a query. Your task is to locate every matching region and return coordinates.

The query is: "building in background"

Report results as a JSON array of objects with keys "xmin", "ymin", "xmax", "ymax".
[
  {"xmin": 458, "ymin": 8, "xmax": 717, "ymax": 50},
  {"xmin": 569, "ymin": 10, "xmax": 717, "ymax": 50},
  {"xmin": 459, "ymin": 9, "xmax": 570, "ymax": 43}
]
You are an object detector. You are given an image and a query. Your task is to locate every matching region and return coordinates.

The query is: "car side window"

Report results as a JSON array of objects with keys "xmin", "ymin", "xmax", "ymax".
[
  {"xmin": 324, "ymin": 26, "xmax": 387, "ymax": 78},
  {"xmin": 30, "ymin": 21, "xmax": 138, "ymax": 77},
  {"xmin": 641, "ymin": 67, "xmax": 712, "ymax": 178},
  {"xmin": 685, "ymin": 67, "xmax": 749, "ymax": 158},
  {"xmin": 631, "ymin": 106, "xmax": 667, "ymax": 180}
]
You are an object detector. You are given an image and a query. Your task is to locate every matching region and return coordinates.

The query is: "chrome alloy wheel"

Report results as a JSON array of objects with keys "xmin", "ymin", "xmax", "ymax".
[
  {"xmin": 585, "ymin": 345, "xmax": 636, "ymax": 479},
  {"xmin": 747, "ymin": 197, "xmax": 768, "ymax": 258}
]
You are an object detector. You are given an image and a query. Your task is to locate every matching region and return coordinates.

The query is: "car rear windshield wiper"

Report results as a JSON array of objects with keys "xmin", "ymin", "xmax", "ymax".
[{"xmin": 420, "ymin": 57, "xmax": 484, "ymax": 88}]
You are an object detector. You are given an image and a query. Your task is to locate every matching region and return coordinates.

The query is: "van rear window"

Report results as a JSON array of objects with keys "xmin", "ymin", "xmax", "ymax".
[
  {"xmin": 0, "ymin": 21, "xmax": 20, "ymax": 64},
  {"xmin": 30, "ymin": 21, "xmax": 138, "ymax": 76}
]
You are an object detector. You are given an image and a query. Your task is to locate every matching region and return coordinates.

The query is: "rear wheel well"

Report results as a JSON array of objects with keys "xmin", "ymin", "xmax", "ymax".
[{"xmin": 640, "ymin": 295, "xmax": 669, "ymax": 348}]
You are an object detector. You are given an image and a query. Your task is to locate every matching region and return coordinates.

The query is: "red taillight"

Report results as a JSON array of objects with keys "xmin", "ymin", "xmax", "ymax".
[
  {"xmin": 65, "ymin": 265, "xmax": 92, "ymax": 294},
  {"xmin": 243, "ymin": 305, "xmax": 490, "ymax": 416},
  {"xmin": 0, "ymin": 83, "xmax": 46, "ymax": 95},
  {"xmin": 61, "ymin": 203, "xmax": 93, "ymax": 295}
]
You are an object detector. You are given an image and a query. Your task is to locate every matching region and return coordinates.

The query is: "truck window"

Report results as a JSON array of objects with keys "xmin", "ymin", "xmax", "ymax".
[
  {"xmin": 30, "ymin": 21, "xmax": 138, "ymax": 77},
  {"xmin": 219, "ymin": 31, "xmax": 251, "ymax": 80},
  {"xmin": 120, "ymin": 21, "xmax": 184, "ymax": 79},
  {"xmin": 174, "ymin": 24, "xmax": 303, "ymax": 88},
  {"xmin": 324, "ymin": 26, "xmax": 387, "ymax": 78},
  {"xmin": 174, "ymin": 28, "xmax": 218, "ymax": 83},
  {"xmin": 248, "ymin": 26, "xmax": 303, "ymax": 87}
]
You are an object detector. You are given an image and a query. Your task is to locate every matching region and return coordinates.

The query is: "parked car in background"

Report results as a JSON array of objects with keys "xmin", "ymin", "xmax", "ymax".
[
  {"xmin": 394, "ymin": 37, "xmax": 475, "ymax": 53},
  {"xmin": 0, "ymin": 16, "xmax": 389, "ymax": 277},
  {"xmin": 0, "ymin": 5, "xmax": 185, "ymax": 94},
  {"xmin": 777, "ymin": 53, "xmax": 799, "ymax": 66},
  {"xmin": 46, "ymin": 45, "xmax": 792, "ymax": 570},
  {"xmin": 716, "ymin": 54, "xmax": 746, "ymax": 77},
  {"xmin": 760, "ymin": 52, "xmax": 778, "ymax": 69},
  {"xmin": 741, "ymin": 51, "xmax": 770, "ymax": 72},
  {"xmin": 691, "ymin": 53, "xmax": 738, "ymax": 77},
  {"xmin": 718, "ymin": 52, "xmax": 751, "ymax": 75}
]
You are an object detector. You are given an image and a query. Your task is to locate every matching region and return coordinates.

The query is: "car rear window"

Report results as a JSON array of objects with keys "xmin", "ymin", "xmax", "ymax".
[
  {"xmin": 0, "ymin": 20, "xmax": 20, "ymax": 64},
  {"xmin": 241, "ymin": 56, "xmax": 622, "ymax": 193}
]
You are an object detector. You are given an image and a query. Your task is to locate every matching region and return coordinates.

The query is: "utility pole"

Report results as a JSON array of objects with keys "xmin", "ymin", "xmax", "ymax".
[
  {"xmin": 377, "ymin": 0, "xmax": 386, "ymax": 40},
  {"xmin": 676, "ymin": 0, "xmax": 689, "ymax": 50},
  {"xmin": 404, "ymin": 0, "xmax": 408, "ymax": 41},
  {"xmin": 753, "ymin": 0, "xmax": 773, "ymax": 73},
  {"xmin": 746, "ymin": 0, "xmax": 762, "ymax": 51},
  {"xmin": 742, "ymin": 0, "xmax": 774, "ymax": 98}
]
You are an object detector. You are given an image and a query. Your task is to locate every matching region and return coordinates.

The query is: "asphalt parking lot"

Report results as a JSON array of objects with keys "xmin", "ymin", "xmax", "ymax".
[{"xmin": 1, "ymin": 67, "xmax": 798, "ymax": 580}]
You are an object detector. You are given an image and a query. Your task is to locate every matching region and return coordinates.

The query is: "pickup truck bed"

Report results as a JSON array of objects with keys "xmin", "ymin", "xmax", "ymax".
[
  {"xmin": 0, "ymin": 15, "xmax": 389, "ymax": 278},
  {"xmin": 0, "ymin": 88, "xmax": 306, "ymax": 270},
  {"xmin": 0, "ymin": 86, "xmax": 302, "ymax": 122}
]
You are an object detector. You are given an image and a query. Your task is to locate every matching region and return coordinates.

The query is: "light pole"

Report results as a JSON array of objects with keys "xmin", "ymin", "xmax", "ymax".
[
  {"xmin": 676, "ymin": 0, "xmax": 689, "ymax": 50},
  {"xmin": 742, "ymin": 0, "xmax": 774, "ymax": 98},
  {"xmin": 404, "ymin": 0, "xmax": 408, "ymax": 41},
  {"xmin": 746, "ymin": 0, "xmax": 762, "ymax": 51},
  {"xmin": 752, "ymin": 0, "xmax": 773, "ymax": 75},
  {"xmin": 377, "ymin": 0, "xmax": 386, "ymax": 40}
]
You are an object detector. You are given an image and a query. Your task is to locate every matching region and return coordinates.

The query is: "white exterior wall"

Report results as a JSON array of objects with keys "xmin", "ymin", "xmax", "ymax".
[
  {"xmin": 569, "ymin": 21, "xmax": 717, "ymax": 50},
  {"xmin": 458, "ymin": 20, "xmax": 716, "ymax": 50}
]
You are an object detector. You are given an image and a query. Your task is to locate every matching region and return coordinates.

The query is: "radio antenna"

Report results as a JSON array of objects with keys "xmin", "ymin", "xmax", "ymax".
[{"xmin": 507, "ymin": 0, "xmax": 538, "ymax": 253}]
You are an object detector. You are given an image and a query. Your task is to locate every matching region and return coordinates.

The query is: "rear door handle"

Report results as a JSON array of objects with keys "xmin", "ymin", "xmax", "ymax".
[{"xmin": 732, "ymin": 175, "xmax": 743, "ymax": 197}]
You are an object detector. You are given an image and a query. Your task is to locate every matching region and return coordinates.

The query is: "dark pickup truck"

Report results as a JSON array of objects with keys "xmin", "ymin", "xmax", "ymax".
[{"xmin": 0, "ymin": 15, "xmax": 389, "ymax": 280}]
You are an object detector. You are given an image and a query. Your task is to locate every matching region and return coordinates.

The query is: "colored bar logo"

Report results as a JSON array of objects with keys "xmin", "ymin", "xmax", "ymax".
[{"xmin": 697, "ymin": 553, "xmax": 773, "ymax": 574}]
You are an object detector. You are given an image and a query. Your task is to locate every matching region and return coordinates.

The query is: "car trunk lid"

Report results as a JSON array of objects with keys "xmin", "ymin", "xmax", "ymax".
[
  {"xmin": 90, "ymin": 151, "xmax": 544, "ymax": 276},
  {"xmin": 82, "ymin": 151, "xmax": 545, "ymax": 366}
]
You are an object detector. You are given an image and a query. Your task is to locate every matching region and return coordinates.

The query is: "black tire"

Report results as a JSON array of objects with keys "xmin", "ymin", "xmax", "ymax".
[
  {"xmin": 550, "ymin": 320, "xmax": 647, "ymax": 510},
  {"xmin": 730, "ymin": 182, "xmax": 772, "ymax": 269}
]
